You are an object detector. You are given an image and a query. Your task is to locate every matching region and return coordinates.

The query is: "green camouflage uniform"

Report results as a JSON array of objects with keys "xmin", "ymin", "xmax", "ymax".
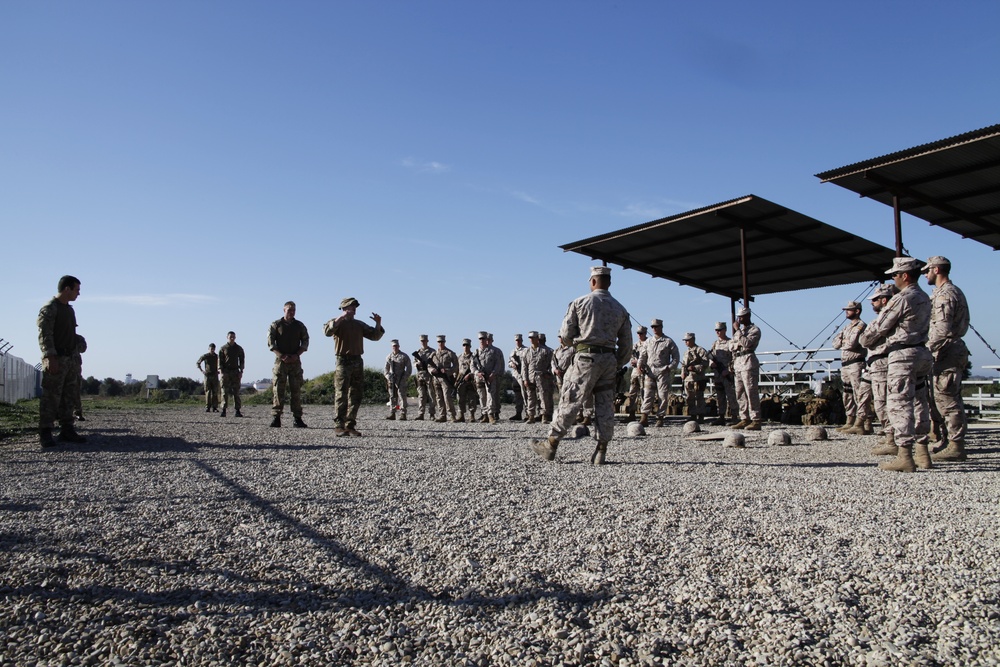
[
  {"xmin": 219, "ymin": 342, "xmax": 245, "ymax": 411},
  {"xmin": 197, "ymin": 350, "xmax": 220, "ymax": 410},
  {"xmin": 268, "ymin": 317, "xmax": 309, "ymax": 418},
  {"xmin": 37, "ymin": 297, "xmax": 80, "ymax": 429}
]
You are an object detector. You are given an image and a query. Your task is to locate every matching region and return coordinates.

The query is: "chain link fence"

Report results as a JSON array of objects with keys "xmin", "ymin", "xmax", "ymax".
[{"xmin": 1, "ymin": 347, "xmax": 41, "ymax": 404}]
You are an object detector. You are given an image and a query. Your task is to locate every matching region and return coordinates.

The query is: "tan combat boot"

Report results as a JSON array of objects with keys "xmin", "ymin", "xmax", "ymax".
[
  {"xmin": 835, "ymin": 417, "xmax": 855, "ymax": 433},
  {"xmin": 878, "ymin": 445, "xmax": 916, "ymax": 473},
  {"xmin": 590, "ymin": 441, "xmax": 608, "ymax": 466},
  {"xmin": 871, "ymin": 430, "xmax": 897, "ymax": 456},
  {"xmin": 744, "ymin": 420, "xmax": 762, "ymax": 431},
  {"xmin": 731, "ymin": 419, "xmax": 750, "ymax": 429},
  {"xmin": 531, "ymin": 436, "xmax": 559, "ymax": 461},
  {"xmin": 638, "ymin": 413, "xmax": 649, "ymax": 427},
  {"xmin": 913, "ymin": 443, "xmax": 933, "ymax": 470},
  {"xmin": 931, "ymin": 439, "xmax": 967, "ymax": 462}
]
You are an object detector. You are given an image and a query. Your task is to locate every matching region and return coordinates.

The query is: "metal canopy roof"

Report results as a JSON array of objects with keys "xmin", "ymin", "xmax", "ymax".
[
  {"xmin": 816, "ymin": 123, "xmax": 1000, "ymax": 251},
  {"xmin": 560, "ymin": 195, "xmax": 897, "ymax": 301}
]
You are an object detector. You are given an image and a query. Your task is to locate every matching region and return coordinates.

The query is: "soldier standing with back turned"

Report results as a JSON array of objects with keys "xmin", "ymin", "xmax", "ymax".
[{"xmin": 531, "ymin": 266, "xmax": 631, "ymax": 465}]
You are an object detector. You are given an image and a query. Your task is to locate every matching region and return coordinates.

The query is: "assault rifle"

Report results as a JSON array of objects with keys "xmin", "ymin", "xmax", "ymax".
[{"xmin": 413, "ymin": 349, "xmax": 455, "ymax": 391}]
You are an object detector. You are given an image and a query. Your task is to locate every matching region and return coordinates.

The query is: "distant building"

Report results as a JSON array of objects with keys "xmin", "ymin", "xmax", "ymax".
[
  {"xmin": 124, "ymin": 373, "xmax": 141, "ymax": 385},
  {"xmin": 252, "ymin": 378, "xmax": 272, "ymax": 391}
]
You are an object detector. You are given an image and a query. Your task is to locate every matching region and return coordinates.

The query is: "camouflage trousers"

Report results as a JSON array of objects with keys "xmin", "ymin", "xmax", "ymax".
[
  {"xmin": 559, "ymin": 376, "xmax": 594, "ymax": 417},
  {"xmin": 221, "ymin": 371, "xmax": 242, "ymax": 411},
  {"xmin": 525, "ymin": 373, "xmax": 554, "ymax": 420},
  {"xmin": 715, "ymin": 372, "xmax": 738, "ymax": 419},
  {"xmin": 886, "ymin": 346, "xmax": 933, "ymax": 449},
  {"xmin": 841, "ymin": 362, "xmax": 872, "ymax": 421},
  {"xmin": 387, "ymin": 374, "xmax": 409, "ymax": 417},
  {"xmin": 416, "ymin": 372, "xmax": 435, "ymax": 417},
  {"xmin": 734, "ymin": 365, "xmax": 761, "ymax": 421},
  {"xmin": 477, "ymin": 375, "xmax": 501, "ymax": 418},
  {"xmin": 456, "ymin": 379, "xmax": 478, "ymax": 416},
  {"xmin": 642, "ymin": 370, "xmax": 675, "ymax": 417},
  {"xmin": 932, "ymin": 340, "xmax": 969, "ymax": 444},
  {"xmin": 334, "ymin": 355, "xmax": 364, "ymax": 428},
  {"xmin": 627, "ymin": 372, "xmax": 644, "ymax": 413},
  {"xmin": 39, "ymin": 355, "xmax": 79, "ymax": 429},
  {"xmin": 684, "ymin": 377, "xmax": 706, "ymax": 417},
  {"xmin": 272, "ymin": 359, "xmax": 304, "ymax": 417},
  {"xmin": 433, "ymin": 376, "xmax": 457, "ymax": 419},
  {"xmin": 549, "ymin": 352, "xmax": 617, "ymax": 443},
  {"xmin": 511, "ymin": 379, "xmax": 524, "ymax": 415},
  {"xmin": 203, "ymin": 373, "xmax": 220, "ymax": 410}
]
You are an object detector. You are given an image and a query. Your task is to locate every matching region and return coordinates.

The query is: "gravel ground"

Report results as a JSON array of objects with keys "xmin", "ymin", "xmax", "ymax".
[{"xmin": 2, "ymin": 404, "xmax": 999, "ymax": 667}]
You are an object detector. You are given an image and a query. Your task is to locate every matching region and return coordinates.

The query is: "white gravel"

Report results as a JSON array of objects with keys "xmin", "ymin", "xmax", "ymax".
[{"xmin": 2, "ymin": 404, "xmax": 999, "ymax": 666}]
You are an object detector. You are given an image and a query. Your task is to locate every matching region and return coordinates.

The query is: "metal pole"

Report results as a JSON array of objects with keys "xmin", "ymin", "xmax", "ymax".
[
  {"xmin": 740, "ymin": 223, "xmax": 750, "ymax": 306},
  {"xmin": 893, "ymin": 194, "xmax": 903, "ymax": 256}
]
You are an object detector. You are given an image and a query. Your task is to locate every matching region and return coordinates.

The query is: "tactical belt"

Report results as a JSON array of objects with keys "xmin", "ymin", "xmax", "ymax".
[
  {"xmin": 336, "ymin": 354, "xmax": 363, "ymax": 361},
  {"xmin": 866, "ymin": 352, "xmax": 888, "ymax": 366},
  {"xmin": 576, "ymin": 345, "xmax": 614, "ymax": 354}
]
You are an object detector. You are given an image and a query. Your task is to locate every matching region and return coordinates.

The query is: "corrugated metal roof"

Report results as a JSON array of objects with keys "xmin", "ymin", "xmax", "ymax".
[
  {"xmin": 816, "ymin": 124, "xmax": 1000, "ymax": 250},
  {"xmin": 560, "ymin": 195, "xmax": 897, "ymax": 301}
]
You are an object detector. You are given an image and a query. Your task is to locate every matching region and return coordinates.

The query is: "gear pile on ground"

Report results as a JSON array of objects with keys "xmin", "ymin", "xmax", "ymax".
[{"xmin": 1, "ymin": 405, "xmax": 998, "ymax": 666}]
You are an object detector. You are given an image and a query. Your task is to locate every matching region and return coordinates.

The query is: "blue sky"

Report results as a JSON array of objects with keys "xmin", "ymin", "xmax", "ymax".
[{"xmin": 2, "ymin": 0, "xmax": 999, "ymax": 384}]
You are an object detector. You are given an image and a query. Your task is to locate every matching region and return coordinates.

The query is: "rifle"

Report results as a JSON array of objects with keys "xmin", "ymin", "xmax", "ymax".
[{"xmin": 414, "ymin": 349, "xmax": 455, "ymax": 391}]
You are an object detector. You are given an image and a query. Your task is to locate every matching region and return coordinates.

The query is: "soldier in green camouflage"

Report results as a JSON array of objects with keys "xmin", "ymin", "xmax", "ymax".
[
  {"xmin": 324, "ymin": 296, "xmax": 384, "ymax": 436},
  {"xmin": 37, "ymin": 275, "xmax": 86, "ymax": 448},
  {"xmin": 196, "ymin": 343, "xmax": 221, "ymax": 412},
  {"xmin": 218, "ymin": 331, "xmax": 245, "ymax": 417},
  {"xmin": 268, "ymin": 301, "xmax": 309, "ymax": 428}
]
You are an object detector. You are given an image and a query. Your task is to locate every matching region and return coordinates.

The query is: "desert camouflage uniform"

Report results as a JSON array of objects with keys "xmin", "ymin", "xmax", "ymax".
[
  {"xmin": 627, "ymin": 337, "xmax": 647, "ymax": 413},
  {"xmin": 384, "ymin": 349, "xmax": 412, "ymax": 418},
  {"xmin": 38, "ymin": 298, "xmax": 80, "ymax": 429},
  {"xmin": 863, "ymin": 326, "xmax": 892, "ymax": 436},
  {"xmin": 681, "ymin": 344, "xmax": 711, "ymax": 419},
  {"xmin": 732, "ymin": 323, "xmax": 762, "ymax": 421},
  {"xmin": 197, "ymin": 350, "xmax": 221, "ymax": 410},
  {"xmin": 928, "ymin": 281, "xmax": 970, "ymax": 446},
  {"xmin": 640, "ymin": 335, "xmax": 679, "ymax": 418},
  {"xmin": 455, "ymin": 350, "xmax": 479, "ymax": 419},
  {"xmin": 548, "ymin": 289, "xmax": 632, "ymax": 444},
  {"xmin": 554, "ymin": 342, "xmax": 594, "ymax": 419},
  {"xmin": 508, "ymin": 343, "xmax": 527, "ymax": 417},
  {"xmin": 413, "ymin": 345, "xmax": 436, "ymax": 419},
  {"xmin": 524, "ymin": 344, "xmax": 554, "ymax": 421},
  {"xmin": 859, "ymin": 284, "xmax": 932, "ymax": 450},
  {"xmin": 219, "ymin": 341, "xmax": 245, "ymax": 412},
  {"xmin": 472, "ymin": 344, "xmax": 504, "ymax": 419},
  {"xmin": 268, "ymin": 317, "xmax": 309, "ymax": 419},
  {"xmin": 833, "ymin": 318, "xmax": 871, "ymax": 423},
  {"xmin": 710, "ymin": 336, "xmax": 738, "ymax": 420},
  {"xmin": 431, "ymin": 346, "xmax": 459, "ymax": 420}
]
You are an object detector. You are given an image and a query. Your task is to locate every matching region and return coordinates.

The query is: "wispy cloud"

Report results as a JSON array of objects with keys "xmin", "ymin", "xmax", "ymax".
[
  {"xmin": 88, "ymin": 294, "xmax": 220, "ymax": 307},
  {"xmin": 615, "ymin": 198, "xmax": 702, "ymax": 220},
  {"xmin": 400, "ymin": 157, "xmax": 450, "ymax": 174},
  {"xmin": 510, "ymin": 190, "xmax": 541, "ymax": 206}
]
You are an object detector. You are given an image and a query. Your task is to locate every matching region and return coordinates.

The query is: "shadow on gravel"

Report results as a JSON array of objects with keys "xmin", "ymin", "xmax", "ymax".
[{"xmin": 48, "ymin": 434, "xmax": 356, "ymax": 454}]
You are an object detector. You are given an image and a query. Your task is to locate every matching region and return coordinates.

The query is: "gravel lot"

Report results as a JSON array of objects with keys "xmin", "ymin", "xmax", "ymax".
[{"xmin": 2, "ymin": 404, "xmax": 999, "ymax": 666}]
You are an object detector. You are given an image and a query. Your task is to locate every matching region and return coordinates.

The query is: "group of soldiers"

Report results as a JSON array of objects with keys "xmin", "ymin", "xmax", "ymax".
[
  {"xmin": 195, "ymin": 332, "xmax": 246, "ymax": 418},
  {"xmin": 831, "ymin": 255, "xmax": 971, "ymax": 472}
]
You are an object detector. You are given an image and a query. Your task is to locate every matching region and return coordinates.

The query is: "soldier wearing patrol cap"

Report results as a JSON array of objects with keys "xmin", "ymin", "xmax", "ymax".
[
  {"xmin": 413, "ymin": 334, "xmax": 436, "ymax": 420},
  {"xmin": 531, "ymin": 266, "xmax": 632, "ymax": 465},
  {"xmin": 626, "ymin": 325, "xmax": 648, "ymax": 420},
  {"xmin": 731, "ymin": 307, "xmax": 762, "ymax": 430},
  {"xmin": 710, "ymin": 322, "xmax": 738, "ymax": 425},
  {"xmin": 923, "ymin": 256, "xmax": 972, "ymax": 462},
  {"xmin": 431, "ymin": 335, "xmax": 459, "ymax": 422},
  {"xmin": 324, "ymin": 296, "xmax": 384, "ymax": 436},
  {"xmin": 472, "ymin": 330, "xmax": 504, "ymax": 423},
  {"xmin": 384, "ymin": 339, "xmax": 411, "ymax": 421},
  {"xmin": 864, "ymin": 284, "xmax": 899, "ymax": 455},
  {"xmin": 508, "ymin": 333, "xmax": 527, "ymax": 421},
  {"xmin": 455, "ymin": 338, "xmax": 479, "ymax": 422},
  {"xmin": 860, "ymin": 257, "xmax": 933, "ymax": 472},
  {"xmin": 268, "ymin": 301, "xmax": 309, "ymax": 428},
  {"xmin": 833, "ymin": 299, "xmax": 873, "ymax": 434},
  {"xmin": 681, "ymin": 332, "xmax": 711, "ymax": 422},
  {"xmin": 638, "ymin": 318, "xmax": 680, "ymax": 427}
]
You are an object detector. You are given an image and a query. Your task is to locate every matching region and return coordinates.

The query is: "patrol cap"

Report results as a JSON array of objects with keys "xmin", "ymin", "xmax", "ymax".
[
  {"xmin": 737, "ymin": 307, "xmax": 751, "ymax": 317},
  {"xmin": 923, "ymin": 255, "xmax": 951, "ymax": 270},
  {"xmin": 528, "ymin": 331, "xmax": 539, "ymax": 339},
  {"xmin": 390, "ymin": 339, "xmax": 399, "ymax": 345},
  {"xmin": 477, "ymin": 331, "xmax": 489, "ymax": 339},
  {"xmin": 436, "ymin": 335, "xmax": 446, "ymax": 343},
  {"xmin": 514, "ymin": 333, "xmax": 523, "ymax": 341},
  {"xmin": 636, "ymin": 325, "xmax": 647, "ymax": 334},
  {"xmin": 419, "ymin": 334, "xmax": 429, "ymax": 342},
  {"xmin": 885, "ymin": 256, "xmax": 924, "ymax": 275},
  {"xmin": 340, "ymin": 297, "xmax": 360, "ymax": 309},
  {"xmin": 682, "ymin": 332, "xmax": 695, "ymax": 341},
  {"xmin": 842, "ymin": 301, "xmax": 862, "ymax": 311},
  {"xmin": 462, "ymin": 338, "xmax": 471, "ymax": 346},
  {"xmin": 650, "ymin": 318, "xmax": 663, "ymax": 327},
  {"xmin": 590, "ymin": 266, "xmax": 611, "ymax": 278},
  {"xmin": 714, "ymin": 322, "xmax": 727, "ymax": 331}
]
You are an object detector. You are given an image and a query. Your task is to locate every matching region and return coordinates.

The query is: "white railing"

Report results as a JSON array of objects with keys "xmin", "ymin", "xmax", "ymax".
[{"xmin": 1, "ymin": 351, "xmax": 41, "ymax": 404}]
